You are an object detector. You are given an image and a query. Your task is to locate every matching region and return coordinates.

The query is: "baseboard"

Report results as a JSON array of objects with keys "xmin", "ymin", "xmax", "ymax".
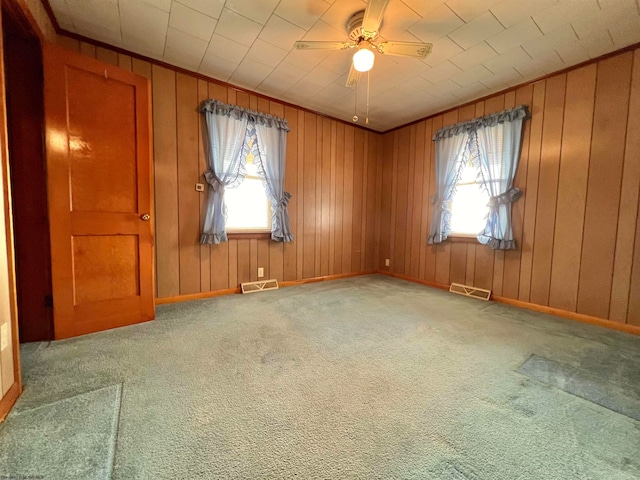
[
  {"xmin": 377, "ymin": 271, "xmax": 450, "ymax": 291},
  {"xmin": 155, "ymin": 287, "xmax": 241, "ymax": 305},
  {"xmin": 0, "ymin": 382, "xmax": 22, "ymax": 423},
  {"xmin": 492, "ymin": 295, "xmax": 640, "ymax": 336},
  {"xmin": 279, "ymin": 271, "xmax": 375, "ymax": 287},
  {"xmin": 155, "ymin": 271, "xmax": 376, "ymax": 305},
  {"xmin": 376, "ymin": 270, "xmax": 640, "ymax": 336}
]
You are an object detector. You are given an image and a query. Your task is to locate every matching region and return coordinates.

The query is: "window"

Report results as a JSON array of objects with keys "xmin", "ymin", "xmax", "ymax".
[
  {"xmin": 449, "ymin": 156, "xmax": 489, "ymax": 237},
  {"xmin": 224, "ymin": 146, "xmax": 271, "ymax": 233}
]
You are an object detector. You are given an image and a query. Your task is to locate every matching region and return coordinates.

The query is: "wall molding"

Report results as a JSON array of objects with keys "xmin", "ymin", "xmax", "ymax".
[{"xmin": 376, "ymin": 271, "xmax": 640, "ymax": 336}]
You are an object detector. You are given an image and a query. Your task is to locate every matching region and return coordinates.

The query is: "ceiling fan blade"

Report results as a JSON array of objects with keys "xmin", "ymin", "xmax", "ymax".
[
  {"xmin": 294, "ymin": 40, "xmax": 352, "ymax": 51},
  {"xmin": 362, "ymin": 0, "xmax": 391, "ymax": 35},
  {"xmin": 377, "ymin": 41, "xmax": 433, "ymax": 58},
  {"xmin": 346, "ymin": 64, "xmax": 361, "ymax": 87}
]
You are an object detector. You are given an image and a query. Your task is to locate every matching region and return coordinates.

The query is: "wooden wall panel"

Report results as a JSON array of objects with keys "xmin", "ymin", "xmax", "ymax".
[
  {"xmin": 197, "ymin": 80, "xmax": 210, "ymax": 292},
  {"xmin": 408, "ymin": 126, "xmax": 422, "ymax": 278},
  {"xmin": 283, "ymin": 105, "xmax": 297, "ymax": 281},
  {"xmin": 302, "ymin": 112, "xmax": 317, "ymax": 279},
  {"xmin": 176, "ymin": 74, "xmax": 201, "ymax": 295},
  {"xmin": 333, "ymin": 122, "xmax": 344, "ymax": 275},
  {"xmin": 502, "ymin": 84, "xmax": 533, "ymax": 299},
  {"xmin": 314, "ymin": 118, "xmax": 322, "ymax": 276},
  {"xmin": 418, "ymin": 120, "xmax": 432, "ymax": 280},
  {"xmin": 321, "ymin": 118, "xmax": 332, "ymax": 276},
  {"xmin": 610, "ymin": 50, "xmax": 640, "ymax": 323},
  {"xmin": 548, "ymin": 66, "xmax": 596, "ymax": 312},
  {"xmin": 380, "ymin": 46, "xmax": 640, "ymax": 326},
  {"xmin": 403, "ymin": 126, "xmax": 416, "ymax": 275},
  {"xmin": 151, "ymin": 66, "xmax": 179, "ymax": 298},
  {"xmin": 351, "ymin": 129, "xmax": 364, "ymax": 272},
  {"xmin": 393, "ymin": 127, "xmax": 410, "ymax": 275},
  {"xmin": 517, "ymin": 81, "xmax": 545, "ymax": 302},
  {"xmin": 577, "ymin": 53, "xmax": 633, "ymax": 319},
  {"xmin": 96, "ymin": 47, "xmax": 118, "ymax": 66},
  {"xmin": 342, "ymin": 126, "xmax": 355, "ymax": 274},
  {"xmin": 425, "ymin": 116, "xmax": 441, "ymax": 282},
  {"xmin": 529, "ymin": 74, "xmax": 565, "ymax": 306},
  {"xmin": 378, "ymin": 133, "xmax": 392, "ymax": 271}
]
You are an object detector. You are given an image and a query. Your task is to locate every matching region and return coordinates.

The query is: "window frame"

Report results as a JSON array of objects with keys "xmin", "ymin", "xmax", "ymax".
[
  {"xmin": 224, "ymin": 163, "xmax": 272, "ymax": 238},
  {"xmin": 447, "ymin": 156, "xmax": 490, "ymax": 240}
]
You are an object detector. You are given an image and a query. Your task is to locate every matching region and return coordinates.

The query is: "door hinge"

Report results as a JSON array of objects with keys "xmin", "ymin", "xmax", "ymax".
[{"xmin": 44, "ymin": 294, "xmax": 53, "ymax": 308}]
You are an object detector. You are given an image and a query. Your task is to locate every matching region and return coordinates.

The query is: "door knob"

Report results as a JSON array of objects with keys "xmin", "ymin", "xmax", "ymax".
[{"xmin": 141, "ymin": 214, "xmax": 151, "ymax": 221}]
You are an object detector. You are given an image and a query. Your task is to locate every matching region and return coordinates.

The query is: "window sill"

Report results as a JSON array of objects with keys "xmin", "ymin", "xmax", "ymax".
[
  {"xmin": 227, "ymin": 232, "xmax": 271, "ymax": 240},
  {"xmin": 448, "ymin": 235, "xmax": 479, "ymax": 244}
]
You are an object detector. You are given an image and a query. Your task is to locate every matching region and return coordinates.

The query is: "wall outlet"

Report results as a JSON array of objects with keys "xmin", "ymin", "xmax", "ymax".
[
  {"xmin": 195, "ymin": 183, "xmax": 205, "ymax": 192},
  {"xmin": 0, "ymin": 322, "xmax": 8, "ymax": 351},
  {"xmin": 385, "ymin": 259, "xmax": 390, "ymax": 267},
  {"xmin": 258, "ymin": 267, "xmax": 264, "ymax": 278}
]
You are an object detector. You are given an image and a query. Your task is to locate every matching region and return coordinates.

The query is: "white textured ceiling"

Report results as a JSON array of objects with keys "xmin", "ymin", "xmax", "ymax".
[{"xmin": 48, "ymin": 0, "xmax": 640, "ymax": 131}]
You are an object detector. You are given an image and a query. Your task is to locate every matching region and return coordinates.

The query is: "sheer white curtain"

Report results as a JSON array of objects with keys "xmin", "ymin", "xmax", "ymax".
[
  {"xmin": 253, "ymin": 123, "xmax": 293, "ymax": 242},
  {"xmin": 473, "ymin": 109, "xmax": 527, "ymax": 249},
  {"xmin": 427, "ymin": 131, "xmax": 469, "ymax": 244},
  {"xmin": 200, "ymin": 101, "xmax": 249, "ymax": 244}
]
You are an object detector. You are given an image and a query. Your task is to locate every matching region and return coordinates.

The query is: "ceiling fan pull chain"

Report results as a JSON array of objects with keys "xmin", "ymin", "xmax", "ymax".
[
  {"xmin": 366, "ymin": 71, "xmax": 370, "ymax": 125},
  {"xmin": 353, "ymin": 79, "xmax": 359, "ymax": 123}
]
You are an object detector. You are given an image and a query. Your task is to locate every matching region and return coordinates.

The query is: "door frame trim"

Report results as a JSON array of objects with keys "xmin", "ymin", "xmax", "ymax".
[{"xmin": 0, "ymin": 0, "xmax": 39, "ymax": 421}]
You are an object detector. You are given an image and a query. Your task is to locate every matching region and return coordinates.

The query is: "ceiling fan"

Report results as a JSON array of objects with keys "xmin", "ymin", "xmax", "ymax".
[{"xmin": 294, "ymin": 0, "xmax": 433, "ymax": 87}]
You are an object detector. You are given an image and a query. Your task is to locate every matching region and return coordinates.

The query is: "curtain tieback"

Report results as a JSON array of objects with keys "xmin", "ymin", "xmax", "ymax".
[
  {"xmin": 204, "ymin": 169, "xmax": 225, "ymax": 194},
  {"xmin": 430, "ymin": 194, "xmax": 447, "ymax": 209},
  {"xmin": 488, "ymin": 186, "xmax": 522, "ymax": 207},
  {"xmin": 276, "ymin": 192, "xmax": 292, "ymax": 210}
]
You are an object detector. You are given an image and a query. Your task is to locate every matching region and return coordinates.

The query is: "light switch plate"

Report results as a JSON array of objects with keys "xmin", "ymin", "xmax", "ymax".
[
  {"xmin": 195, "ymin": 183, "xmax": 205, "ymax": 192},
  {"xmin": 258, "ymin": 267, "xmax": 264, "ymax": 278},
  {"xmin": 385, "ymin": 259, "xmax": 390, "ymax": 266},
  {"xmin": 0, "ymin": 322, "xmax": 8, "ymax": 351}
]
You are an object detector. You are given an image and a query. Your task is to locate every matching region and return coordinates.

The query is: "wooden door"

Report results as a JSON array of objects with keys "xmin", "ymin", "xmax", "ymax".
[{"xmin": 42, "ymin": 43, "xmax": 154, "ymax": 339}]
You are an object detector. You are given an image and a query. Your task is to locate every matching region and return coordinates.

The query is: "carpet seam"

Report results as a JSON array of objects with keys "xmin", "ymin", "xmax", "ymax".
[
  {"xmin": 107, "ymin": 383, "xmax": 125, "ymax": 480},
  {"xmin": 8, "ymin": 384, "xmax": 122, "ymax": 417},
  {"xmin": 517, "ymin": 356, "xmax": 640, "ymax": 423}
]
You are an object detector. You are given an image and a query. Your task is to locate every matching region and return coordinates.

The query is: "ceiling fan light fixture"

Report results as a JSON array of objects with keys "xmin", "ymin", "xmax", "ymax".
[{"xmin": 353, "ymin": 42, "xmax": 375, "ymax": 72}]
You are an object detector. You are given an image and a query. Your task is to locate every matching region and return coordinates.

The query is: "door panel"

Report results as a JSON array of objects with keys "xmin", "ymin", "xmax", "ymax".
[
  {"xmin": 68, "ymin": 66, "xmax": 138, "ymax": 214},
  {"xmin": 43, "ymin": 43, "xmax": 154, "ymax": 339},
  {"xmin": 72, "ymin": 235, "xmax": 140, "ymax": 304}
]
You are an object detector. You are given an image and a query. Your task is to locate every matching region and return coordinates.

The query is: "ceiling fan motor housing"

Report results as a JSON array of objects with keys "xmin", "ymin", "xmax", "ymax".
[{"xmin": 347, "ymin": 10, "xmax": 379, "ymax": 42}]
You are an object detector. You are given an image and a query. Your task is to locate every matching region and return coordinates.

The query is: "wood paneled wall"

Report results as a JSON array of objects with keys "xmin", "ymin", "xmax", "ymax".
[
  {"xmin": 56, "ymin": 35, "xmax": 381, "ymax": 299},
  {"xmin": 56, "ymin": 33, "xmax": 639, "ymax": 326},
  {"xmin": 379, "ymin": 47, "xmax": 640, "ymax": 326}
]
